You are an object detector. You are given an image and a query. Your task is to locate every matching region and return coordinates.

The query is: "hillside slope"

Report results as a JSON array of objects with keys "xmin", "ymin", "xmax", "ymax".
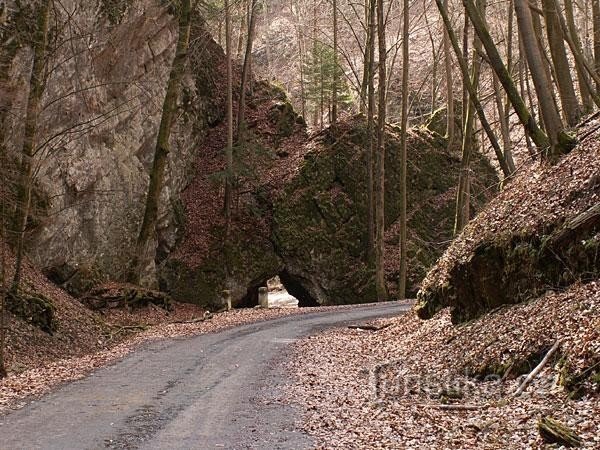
[{"xmin": 417, "ymin": 117, "xmax": 600, "ymax": 322}]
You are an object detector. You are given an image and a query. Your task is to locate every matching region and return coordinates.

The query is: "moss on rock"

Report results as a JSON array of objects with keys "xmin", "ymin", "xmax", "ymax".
[
  {"xmin": 6, "ymin": 289, "xmax": 57, "ymax": 334},
  {"xmin": 161, "ymin": 227, "xmax": 282, "ymax": 310},
  {"xmin": 273, "ymin": 115, "xmax": 498, "ymax": 304},
  {"xmin": 416, "ymin": 206, "xmax": 600, "ymax": 322}
]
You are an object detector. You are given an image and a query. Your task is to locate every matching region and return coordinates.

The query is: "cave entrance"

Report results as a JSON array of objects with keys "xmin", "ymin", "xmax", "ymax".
[
  {"xmin": 238, "ymin": 270, "xmax": 319, "ymax": 308},
  {"xmin": 279, "ymin": 269, "xmax": 320, "ymax": 307}
]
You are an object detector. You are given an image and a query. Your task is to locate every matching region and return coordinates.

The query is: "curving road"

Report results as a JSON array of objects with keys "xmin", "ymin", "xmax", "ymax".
[{"xmin": 0, "ymin": 301, "xmax": 410, "ymax": 450}]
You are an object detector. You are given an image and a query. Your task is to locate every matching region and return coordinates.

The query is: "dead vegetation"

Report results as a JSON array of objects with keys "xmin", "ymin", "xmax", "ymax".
[{"xmin": 284, "ymin": 281, "xmax": 599, "ymax": 448}]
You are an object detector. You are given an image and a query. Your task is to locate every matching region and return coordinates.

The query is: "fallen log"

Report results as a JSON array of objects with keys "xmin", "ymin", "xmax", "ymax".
[
  {"xmin": 348, "ymin": 323, "xmax": 391, "ymax": 331},
  {"xmin": 418, "ymin": 403, "xmax": 487, "ymax": 411},
  {"xmin": 538, "ymin": 416, "xmax": 582, "ymax": 447},
  {"xmin": 513, "ymin": 339, "xmax": 562, "ymax": 396}
]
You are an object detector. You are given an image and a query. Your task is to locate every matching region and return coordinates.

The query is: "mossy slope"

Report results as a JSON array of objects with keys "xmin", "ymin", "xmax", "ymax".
[{"xmin": 274, "ymin": 115, "xmax": 498, "ymax": 304}]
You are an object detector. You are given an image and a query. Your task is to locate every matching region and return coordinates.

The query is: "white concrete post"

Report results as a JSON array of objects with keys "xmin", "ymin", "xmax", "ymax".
[{"xmin": 258, "ymin": 287, "xmax": 269, "ymax": 308}]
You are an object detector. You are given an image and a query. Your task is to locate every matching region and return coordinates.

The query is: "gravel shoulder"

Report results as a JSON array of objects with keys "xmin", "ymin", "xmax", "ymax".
[{"xmin": 0, "ymin": 301, "xmax": 410, "ymax": 449}]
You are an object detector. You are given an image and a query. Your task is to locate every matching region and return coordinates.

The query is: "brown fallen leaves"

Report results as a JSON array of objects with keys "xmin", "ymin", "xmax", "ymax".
[
  {"xmin": 283, "ymin": 282, "xmax": 600, "ymax": 449},
  {"xmin": 421, "ymin": 117, "xmax": 600, "ymax": 296}
]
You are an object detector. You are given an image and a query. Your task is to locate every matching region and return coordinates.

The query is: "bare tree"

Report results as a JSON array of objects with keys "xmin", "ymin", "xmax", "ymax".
[
  {"xmin": 541, "ymin": 0, "xmax": 581, "ymax": 126},
  {"xmin": 12, "ymin": 0, "xmax": 51, "ymax": 292},
  {"xmin": 237, "ymin": 0, "xmax": 259, "ymax": 141},
  {"xmin": 224, "ymin": 0, "xmax": 234, "ymax": 236},
  {"xmin": 375, "ymin": 0, "xmax": 387, "ymax": 302},
  {"xmin": 514, "ymin": 0, "xmax": 575, "ymax": 161},
  {"xmin": 129, "ymin": 0, "xmax": 192, "ymax": 284},
  {"xmin": 332, "ymin": 0, "xmax": 339, "ymax": 123},
  {"xmin": 397, "ymin": 0, "xmax": 409, "ymax": 299},
  {"xmin": 443, "ymin": 0, "xmax": 455, "ymax": 149}
]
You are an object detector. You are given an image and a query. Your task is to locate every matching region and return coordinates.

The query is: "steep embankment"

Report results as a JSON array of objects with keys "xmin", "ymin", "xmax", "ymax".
[{"xmin": 417, "ymin": 117, "xmax": 600, "ymax": 322}]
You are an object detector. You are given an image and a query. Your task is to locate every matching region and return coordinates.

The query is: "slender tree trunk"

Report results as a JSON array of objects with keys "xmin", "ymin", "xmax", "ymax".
[
  {"xmin": 455, "ymin": 0, "xmax": 484, "ymax": 236},
  {"xmin": 319, "ymin": 53, "xmax": 324, "ymax": 128},
  {"xmin": 493, "ymin": 73, "xmax": 516, "ymax": 171},
  {"xmin": 462, "ymin": 0, "xmax": 551, "ymax": 154},
  {"xmin": 514, "ymin": 0, "xmax": 575, "ymax": 161},
  {"xmin": 462, "ymin": 11, "xmax": 470, "ymax": 129},
  {"xmin": 294, "ymin": 0, "xmax": 307, "ymax": 118},
  {"xmin": 130, "ymin": 0, "xmax": 192, "ymax": 284},
  {"xmin": 593, "ymin": 0, "xmax": 600, "ymax": 90},
  {"xmin": 332, "ymin": 0, "xmax": 339, "ymax": 123},
  {"xmin": 366, "ymin": 0, "xmax": 376, "ymax": 258},
  {"xmin": 237, "ymin": 0, "xmax": 258, "ymax": 141},
  {"xmin": 12, "ymin": 0, "xmax": 51, "ymax": 292},
  {"xmin": 554, "ymin": 0, "xmax": 600, "ymax": 108},
  {"xmin": 237, "ymin": 1, "xmax": 247, "ymax": 59},
  {"xmin": 436, "ymin": 0, "xmax": 513, "ymax": 177},
  {"xmin": 0, "ymin": 199, "xmax": 7, "ymax": 378},
  {"xmin": 541, "ymin": 0, "xmax": 581, "ymax": 126},
  {"xmin": 398, "ymin": 0, "xmax": 409, "ymax": 299},
  {"xmin": 360, "ymin": 0, "xmax": 372, "ymax": 113},
  {"xmin": 565, "ymin": 0, "xmax": 594, "ymax": 112},
  {"xmin": 443, "ymin": 0, "xmax": 455, "ymax": 148},
  {"xmin": 519, "ymin": 40, "xmax": 537, "ymax": 159},
  {"xmin": 503, "ymin": 0, "xmax": 517, "ymax": 169},
  {"xmin": 375, "ymin": 0, "xmax": 387, "ymax": 302},
  {"xmin": 224, "ymin": 0, "xmax": 234, "ymax": 238}
]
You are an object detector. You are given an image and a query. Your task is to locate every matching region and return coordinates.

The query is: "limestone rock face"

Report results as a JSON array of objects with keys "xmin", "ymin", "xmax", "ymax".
[
  {"xmin": 273, "ymin": 116, "xmax": 498, "ymax": 305},
  {"xmin": 1, "ymin": 1, "xmax": 224, "ymax": 287}
]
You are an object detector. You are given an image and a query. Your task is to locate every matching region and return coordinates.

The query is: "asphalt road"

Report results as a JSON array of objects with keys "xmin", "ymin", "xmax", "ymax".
[{"xmin": 0, "ymin": 301, "xmax": 410, "ymax": 450}]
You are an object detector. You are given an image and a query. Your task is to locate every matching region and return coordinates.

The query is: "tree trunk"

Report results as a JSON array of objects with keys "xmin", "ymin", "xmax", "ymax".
[
  {"xmin": 224, "ymin": 0, "xmax": 234, "ymax": 238},
  {"xmin": 555, "ymin": 0, "xmax": 600, "ymax": 108},
  {"xmin": 237, "ymin": 0, "xmax": 258, "ymax": 141},
  {"xmin": 493, "ymin": 72, "xmax": 516, "ymax": 172},
  {"xmin": 462, "ymin": 0, "xmax": 551, "ymax": 154},
  {"xmin": 455, "ymin": 0, "xmax": 485, "ymax": 236},
  {"xmin": 12, "ymin": 0, "xmax": 51, "ymax": 292},
  {"xmin": 565, "ymin": 0, "xmax": 594, "ymax": 112},
  {"xmin": 129, "ymin": 0, "xmax": 192, "ymax": 284},
  {"xmin": 236, "ymin": 1, "xmax": 247, "ymax": 59},
  {"xmin": 436, "ymin": 0, "xmax": 513, "ymax": 178},
  {"xmin": 514, "ymin": 0, "xmax": 575, "ymax": 161},
  {"xmin": 593, "ymin": 0, "xmax": 600, "ymax": 90},
  {"xmin": 375, "ymin": 0, "xmax": 387, "ymax": 302},
  {"xmin": 332, "ymin": 0, "xmax": 339, "ymax": 123},
  {"xmin": 541, "ymin": 0, "xmax": 581, "ymax": 126},
  {"xmin": 443, "ymin": 0, "xmax": 455, "ymax": 148},
  {"xmin": 366, "ymin": 0, "xmax": 376, "ymax": 258},
  {"xmin": 360, "ymin": 0, "xmax": 372, "ymax": 113},
  {"xmin": 398, "ymin": 0, "xmax": 409, "ymax": 299}
]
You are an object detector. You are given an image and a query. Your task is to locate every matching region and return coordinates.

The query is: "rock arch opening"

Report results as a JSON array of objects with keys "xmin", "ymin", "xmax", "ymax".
[{"xmin": 238, "ymin": 270, "xmax": 319, "ymax": 308}]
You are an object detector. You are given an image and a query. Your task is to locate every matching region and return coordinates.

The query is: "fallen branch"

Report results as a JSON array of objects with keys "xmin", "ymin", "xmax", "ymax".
[
  {"xmin": 170, "ymin": 313, "xmax": 213, "ymax": 325},
  {"xmin": 514, "ymin": 339, "xmax": 563, "ymax": 396},
  {"xmin": 538, "ymin": 416, "xmax": 582, "ymax": 447},
  {"xmin": 418, "ymin": 403, "xmax": 487, "ymax": 411},
  {"xmin": 348, "ymin": 323, "xmax": 391, "ymax": 331}
]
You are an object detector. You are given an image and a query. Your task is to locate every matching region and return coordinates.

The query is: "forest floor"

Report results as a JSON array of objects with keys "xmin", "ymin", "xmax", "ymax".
[{"xmin": 284, "ymin": 282, "xmax": 600, "ymax": 448}]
